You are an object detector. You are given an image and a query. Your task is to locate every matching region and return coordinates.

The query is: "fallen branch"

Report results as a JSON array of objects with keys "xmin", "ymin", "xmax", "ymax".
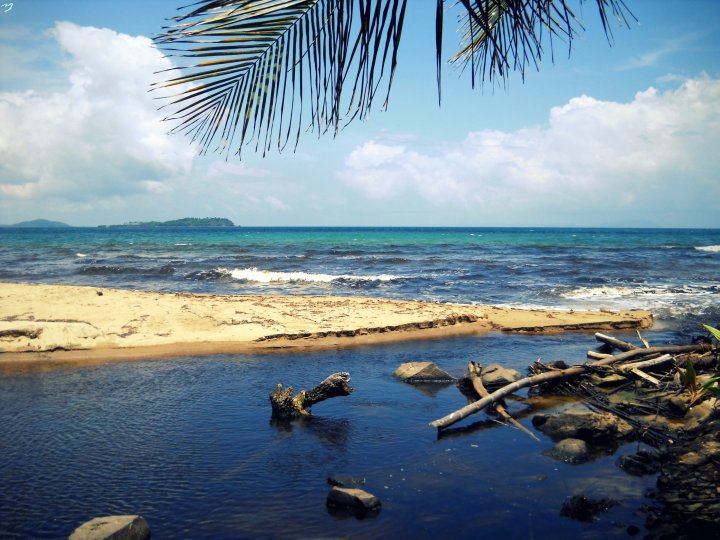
[
  {"xmin": 615, "ymin": 354, "xmax": 673, "ymax": 373},
  {"xmin": 595, "ymin": 332, "xmax": 638, "ymax": 351},
  {"xmin": 430, "ymin": 344, "xmax": 711, "ymax": 431},
  {"xmin": 464, "ymin": 362, "xmax": 540, "ymax": 442},
  {"xmin": 270, "ymin": 372, "xmax": 353, "ymax": 419}
]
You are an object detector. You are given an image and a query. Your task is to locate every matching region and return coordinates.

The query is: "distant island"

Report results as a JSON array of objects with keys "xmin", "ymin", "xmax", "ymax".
[
  {"xmin": 102, "ymin": 217, "xmax": 236, "ymax": 228},
  {"xmin": 3, "ymin": 219, "xmax": 71, "ymax": 228}
]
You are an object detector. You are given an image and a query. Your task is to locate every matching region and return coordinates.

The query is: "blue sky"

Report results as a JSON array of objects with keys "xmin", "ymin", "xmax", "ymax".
[{"xmin": 1, "ymin": 0, "xmax": 719, "ymax": 227}]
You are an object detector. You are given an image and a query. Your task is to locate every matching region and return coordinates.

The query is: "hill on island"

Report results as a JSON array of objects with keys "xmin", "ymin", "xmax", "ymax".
[
  {"xmin": 105, "ymin": 217, "xmax": 236, "ymax": 228},
  {"xmin": 6, "ymin": 219, "xmax": 71, "ymax": 228}
]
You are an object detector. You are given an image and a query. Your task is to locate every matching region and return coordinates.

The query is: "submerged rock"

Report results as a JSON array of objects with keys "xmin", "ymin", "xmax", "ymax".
[
  {"xmin": 481, "ymin": 364, "xmax": 522, "ymax": 389},
  {"xmin": 69, "ymin": 515, "xmax": 150, "ymax": 540},
  {"xmin": 560, "ymin": 495, "xmax": 618, "ymax": 522},
  {"xmin": 544, "ymin": 438, "xmax": 590, "ymax": 464},
  {"xmin": 532, "ymin": 409, "xmax": 635, "ymax": 443},
  {"xmin": 393, "ymin": 362, "xmax": 454, "ymax": 383},
  {"xmin": 617, "ymin": 450, "xmax": 661, "ymax": 476}
]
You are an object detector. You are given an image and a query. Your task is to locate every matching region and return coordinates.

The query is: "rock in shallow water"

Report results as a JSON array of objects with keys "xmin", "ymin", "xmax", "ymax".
[
  {"xmin": 68, "ymin": 515, "xmax": 150, "ymax": 540},
  {"xmin": 480, "ymin": 364, "xmax": 522, "ymax": 389},
  {"xmin": 393, "ymin": 362, "xmax": 454, "ymax": 383},
  {"xmin": 326, "ymin": 486, "xmax": 381, "ymax": 511},
  {"xmin": 544, "ymin": 438, "xmax": 590, "ymax": 464},
  {"xmin": 560, "ymin": 495, "xmax": 618, "ymax": 522},
  {"xmin": 532, "ymin": 409, "xmax": 634, "ymax": 443}
]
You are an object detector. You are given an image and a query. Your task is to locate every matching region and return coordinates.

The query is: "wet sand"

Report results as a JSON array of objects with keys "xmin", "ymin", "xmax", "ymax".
[{"xmin": 0, "ymin": 282, "xmax": 653, "ymax": 370}]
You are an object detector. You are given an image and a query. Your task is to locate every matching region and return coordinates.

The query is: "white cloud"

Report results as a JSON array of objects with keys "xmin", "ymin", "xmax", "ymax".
[
  {"xmin": 0, "ymin": 22, "xmax": 195, "ymax": 202},
  {"xmin": 339, "ymin": 77, "xmax": 720, "ymax": 224}
]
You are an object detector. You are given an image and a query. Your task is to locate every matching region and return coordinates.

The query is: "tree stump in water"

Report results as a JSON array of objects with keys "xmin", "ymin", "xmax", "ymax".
[{"xmin": 270, "ymin": 372, "xmax": 354, "ymax": 419}]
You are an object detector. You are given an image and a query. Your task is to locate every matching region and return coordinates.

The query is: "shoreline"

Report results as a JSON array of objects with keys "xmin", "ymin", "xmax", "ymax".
[{"xmin": 0, "ymin": 282, "xmax": 653, "ymax": 372}]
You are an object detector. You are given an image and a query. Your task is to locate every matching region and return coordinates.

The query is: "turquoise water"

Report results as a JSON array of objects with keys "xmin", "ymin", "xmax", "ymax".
[{"xmin": 1, "ymin": 226, "xmax": 718, "ymax": 537}]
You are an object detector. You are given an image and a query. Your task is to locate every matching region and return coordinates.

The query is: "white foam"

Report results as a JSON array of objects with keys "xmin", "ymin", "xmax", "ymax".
[
  {"xmin": 695, "ymin": 245, "xmax": 720, "ymax": 253},
  {"xmin": 217, "ymin": 267, "xmax": 401, "ymax": 284},
  {"xmin": 559, "ymin": 284, "xmax": 719, "ymax": 316},
  {"xmin": 562, "ymin": 286, "xmax": 642, "ymax": 300},
  {"xmin": 174, "ymin": 243, "xmax": 193, "ymax": 246},
  {"xmin": 76, "ymin": 253, "xmax": 88, "ymax": 258}
]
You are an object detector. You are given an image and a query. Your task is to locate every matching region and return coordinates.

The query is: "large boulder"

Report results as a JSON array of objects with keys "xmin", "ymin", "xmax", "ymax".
[
  {"xmin": 481, "ymin": 364, "xmax": 522, "ymax": 389},
  {"xmin": 532, "ymin": 409, "xmax": 634, "ymax": 443},
  {"xmin": 393, "ymin": 362, "xmax": 454, "ymax": 383},
  {"xmin": 69, "ymin": 515, "xmax": 150, "ymax": 540}
]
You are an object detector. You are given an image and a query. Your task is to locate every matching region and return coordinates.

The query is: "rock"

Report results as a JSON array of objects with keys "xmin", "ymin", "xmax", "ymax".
[
  {"xmin": 560, "ymin": 495, "xmax": 618, "ymax": 522},
  {"xmin": 677, "ymin": 451, "xmax": 704, "ymax": 466},
  {"xmin": 684, "ymin": 398, "xmax": 719, "ymax": 431},
  {"xmin": 663, "ymin": 394, "xmax": 691, "ymax": 415},
  {"xmin": 393, "ymin": 362, "xmax": 454, "ymax": 383},
  {"xmin": 532, "ymin": 409, "xmax": 634, "ymax": 443},
  {"xmin": 617, "ymin": 450, "xmax": 661, "ymax": 476},
  {"xmin": 69, "ymin": 515, "xmax": 150, "ymax": 540},
  {"xmin": 481, "ymin": 364, "xmax": 522, "ymax": 388},
  {"xmin": 326, "ymin": 487, "xmax": 381, "ymax": 512},
  {"xmin": 327, "ymin": 475, "xmax": 366, "ymax": 487},
  {"xmin": 544, "ymin": 438, "xmax": 590, "ymax": 464}
]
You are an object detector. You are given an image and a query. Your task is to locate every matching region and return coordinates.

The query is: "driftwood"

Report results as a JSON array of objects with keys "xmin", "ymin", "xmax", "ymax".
[
  {"xmin": 430, "ymin": 343, "xmax": 711, "ymax": 431},
  {"xmin": 615, "ymin": 354, "xmax": 673, "ymax": 373},
  {"xmin": 270, "ymin": 372, "xmax": 354, "ymax": 419},
  {"xmin": 587, "ymin": 351, "xmax": 613, "ymax": 360},
  {"xmin": 463, "ymin": 362, "xmax": 540, "ymax": 442},
  {"xmin": 595, "ymin": 332, "xmax": 637, "ymax": 351}
]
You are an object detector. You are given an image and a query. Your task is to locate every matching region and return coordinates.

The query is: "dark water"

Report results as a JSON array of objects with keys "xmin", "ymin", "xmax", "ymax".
[
  {"xmin": 1, "ymin": 227, "xmax": 718, "ymax": 537},
  {"xmin": 2, "ymin": 332, "xmax": 668, "ymax": 539}
]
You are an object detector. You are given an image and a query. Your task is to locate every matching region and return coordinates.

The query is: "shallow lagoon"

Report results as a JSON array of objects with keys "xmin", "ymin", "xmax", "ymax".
[{"xmin": 0, "ymin": 332, "xmax": 668, "ymax": 538}]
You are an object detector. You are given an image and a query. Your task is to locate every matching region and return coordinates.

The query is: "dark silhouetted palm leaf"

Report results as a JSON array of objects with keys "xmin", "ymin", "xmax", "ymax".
[{"xmin": 154, "ymin": 0, "xmax": 632, "ymax": 157}]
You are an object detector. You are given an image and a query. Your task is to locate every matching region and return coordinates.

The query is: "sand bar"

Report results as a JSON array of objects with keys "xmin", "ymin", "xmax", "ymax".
[{"xmin": 0, "ymin": 282, "xmax": 652, "ymax": 370}]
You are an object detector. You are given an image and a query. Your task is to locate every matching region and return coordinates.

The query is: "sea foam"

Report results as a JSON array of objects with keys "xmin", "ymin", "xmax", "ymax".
[
  {"xmin": 695, "ymin": 245, "xmax": 720, "ymax": 253},
  {"xmin": 217, "ymin": 267, "xmax": 401, "ymax": 283}
]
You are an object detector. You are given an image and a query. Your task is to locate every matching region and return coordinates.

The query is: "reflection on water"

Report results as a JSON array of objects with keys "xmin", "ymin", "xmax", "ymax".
[{"xmin": 0, "ymin": 332, "xmax": 666, "ymax": 539}]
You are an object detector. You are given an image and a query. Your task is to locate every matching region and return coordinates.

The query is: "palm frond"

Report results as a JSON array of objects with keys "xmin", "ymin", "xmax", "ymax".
[
  {"xmin": 438, "ymin": 0, "xmax": 635, "ymax": 93},
  {"xmin": 153, "ymin": 0, "xmax": 407, "ymax": 157}
]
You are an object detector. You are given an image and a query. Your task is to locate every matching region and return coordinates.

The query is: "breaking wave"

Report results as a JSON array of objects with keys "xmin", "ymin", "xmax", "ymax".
[
  {"xmin": 695, "ymin": 245, "xmax": 720, "ymax": 253},
  {"xmin": 216, "ymin": 267, "xmax": 402, "ymax": 284}
]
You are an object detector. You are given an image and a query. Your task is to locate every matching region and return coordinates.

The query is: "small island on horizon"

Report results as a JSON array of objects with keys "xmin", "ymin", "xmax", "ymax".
[
  {"xmin": 1, "ymin": 219, "xmax": 72, "ymax": 228},
  {"xmin": 2, "ymin": 217, "xmax": 237, "ymax": 228},
  {"xmin": 100, "ymin": 217, "xmax": 236, "ymax": 228}
]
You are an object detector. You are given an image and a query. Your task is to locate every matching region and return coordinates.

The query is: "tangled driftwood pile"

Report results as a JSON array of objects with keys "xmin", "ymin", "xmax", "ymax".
[{"xmin": 430, "ymin": 330, "xmax": 719, "ymax": 535}]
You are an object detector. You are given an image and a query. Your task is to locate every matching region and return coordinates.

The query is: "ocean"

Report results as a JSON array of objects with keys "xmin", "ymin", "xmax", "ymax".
[
  {"xmin": 1, "ymin": 226, "xmax": 719, "ymax": 331},
  {"xmin": 1, "ymin": 226, "xmax": 719, "ymax": 538}
]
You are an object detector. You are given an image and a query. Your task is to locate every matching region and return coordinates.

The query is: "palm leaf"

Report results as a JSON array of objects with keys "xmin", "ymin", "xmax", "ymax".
[
  {"xmin": 153, "ymin": 0, "xmax": 407, "ymax": 157},
  {"xmin": 703, "ymin": 324, "xmax": 720, "ymax": 343},
  {"xmin": 155, "ymin": 0, "xmax": 632, "ymax": 156},
  {"xmin": 438, "ymin": 0, "xmax": 635, "ymax": 94}
]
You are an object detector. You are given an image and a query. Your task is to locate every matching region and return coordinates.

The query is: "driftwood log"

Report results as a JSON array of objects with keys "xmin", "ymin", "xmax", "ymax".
[
  {"xmin": 270, "ymin": 372, "xmax": 354, "ymax": 419},
  {"xmin": 430, "ymin": 343, "xmax": 711, "ymax": 431},
  {"xmin": 462, "ymin": 362, "xmax": 540, "ymax": 442},
  {"xmin": 594, "ymin": 332, "xmax": 638, "ymax": 352}
]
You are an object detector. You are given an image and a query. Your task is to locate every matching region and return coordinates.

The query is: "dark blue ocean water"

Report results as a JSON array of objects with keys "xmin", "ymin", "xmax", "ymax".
[{"xmin": 1, "ymin": 227, "xmax": 719, "ymax": 538}]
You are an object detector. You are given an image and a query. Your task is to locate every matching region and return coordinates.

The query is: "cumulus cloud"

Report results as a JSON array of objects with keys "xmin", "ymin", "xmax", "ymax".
[
  {"xmin": 0, "ymin": 22, "xmax": 195, "ymax": 201},
  {"xmin": 339, "ymin": 77, "xmax": 720, "ymax": 222}
]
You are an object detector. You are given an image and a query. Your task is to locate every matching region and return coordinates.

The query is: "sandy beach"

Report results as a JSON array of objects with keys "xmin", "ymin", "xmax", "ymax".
[{"xmin": 0, "ymin": 282, "xmax": 652, "ymax": 369}]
